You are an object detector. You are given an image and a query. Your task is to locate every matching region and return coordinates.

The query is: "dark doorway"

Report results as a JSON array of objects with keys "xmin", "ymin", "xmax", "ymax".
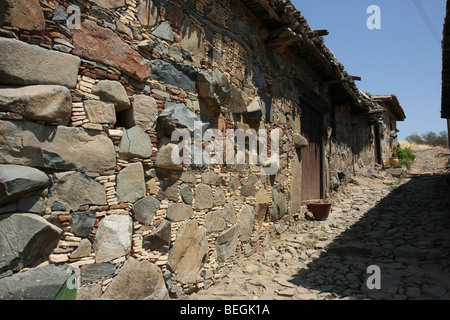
[{"xmin": 374, "ymin": 125, "xmax": 382, "ymax": 165}]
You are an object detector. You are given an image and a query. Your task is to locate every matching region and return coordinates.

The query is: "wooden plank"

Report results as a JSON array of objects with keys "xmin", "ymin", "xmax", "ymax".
[
  {"xmin": 301, "ymin": 106, "xmax": 323, "ymax": 201},
  {"xmin": 255, "ymin": 0, "xmax": 280, "ymax": 22},
  {"xmin": 313, "ymin": 30, "xmax": 329, "ymax": 36},
  {"xmin": 265, "ymin": 34, "xmax": 301, "ymax": 49}
]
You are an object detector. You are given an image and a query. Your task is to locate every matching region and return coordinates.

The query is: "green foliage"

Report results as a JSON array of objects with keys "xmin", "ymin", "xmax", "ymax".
[
  {"xmin": 392, "ymin": 145, "xmax": 416, "ymax": 161},
  {"xmin": 406, "ymin": 131, "xmax": 448, "ymax": 147},
  {"xmin": 398, "ymin": 158, "xmax": 413, "ymax": 170},
  {"xmin": 391, "ymin": 144, "xmax": 416, "ymax": 170}
]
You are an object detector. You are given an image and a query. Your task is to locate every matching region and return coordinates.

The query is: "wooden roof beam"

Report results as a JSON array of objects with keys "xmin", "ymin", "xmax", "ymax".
[
  {"xmin": 313, "ymin": 30, "xmax": 329, "ymax": 36},
  {"xmin": 255, "ymin": 0, "xmax": 281, "ymax": 22}
]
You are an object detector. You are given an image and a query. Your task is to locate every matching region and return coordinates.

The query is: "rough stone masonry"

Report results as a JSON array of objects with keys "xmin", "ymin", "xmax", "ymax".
[{"xmin": 0, "ymin": 0, "xmax": 402, "ymax": 300}]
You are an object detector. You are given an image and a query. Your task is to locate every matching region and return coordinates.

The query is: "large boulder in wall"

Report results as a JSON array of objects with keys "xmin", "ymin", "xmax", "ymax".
[
  {"xmin": 0, "ymin": 38, "xmax": 80, "ymax": 88},
  {"xmin": 47, "ymin": 171, "xmax": 107, "ymax": 212},
  {"xmin": 0, "ymin": 213, "xmax": 62, "ymax": 273},
  {"xmin": 73, "ymin": 19, "xmax": 150, "ymax": 82},
  {"xmin": 168, "ymin": 219, "xmax": 208, "ymax": 284},
  {"xmin": 0, "ymin": 164, "xmax": 50, "ymax": 206},
  {"xmin": 0, "ymin": 120, "xmax": 116, "ymax": 174},
  {"xmin": 0, "ymin": 85, "xmax": 72, "ymax": 125},
  {"xmin": 101, "ymin": 257, "xmax": 169, "ymax": 300},
  {"xmin": 0, "ymin": 0, "xmax": 45, "ymax": 31}
]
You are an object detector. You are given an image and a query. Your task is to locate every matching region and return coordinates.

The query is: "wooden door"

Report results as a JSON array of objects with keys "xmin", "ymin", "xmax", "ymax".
[{"xmin": 301, "ymin": 106, "xmax": 323, "ymax": 202}]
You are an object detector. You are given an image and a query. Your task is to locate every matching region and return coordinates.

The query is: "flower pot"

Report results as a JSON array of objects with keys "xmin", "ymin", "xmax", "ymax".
[
  {"xmin": 389, "ymin": 157, "xmax": 399, "ymax": 166},
  {"xmin": 309, "ymin": 202, "xmax": 332, "ymax": 221}
]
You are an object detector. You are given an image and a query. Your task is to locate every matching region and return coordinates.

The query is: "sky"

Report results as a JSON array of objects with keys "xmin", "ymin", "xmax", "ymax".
[{"xmin": 291, "ymin": 0, "xmax": 447, "ymax": 141}]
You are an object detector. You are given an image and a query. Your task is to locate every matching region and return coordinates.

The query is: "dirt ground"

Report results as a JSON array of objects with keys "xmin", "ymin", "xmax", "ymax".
[{"xmin": 399, "ymin": 142, "xmax": 450, "ymax": 175}]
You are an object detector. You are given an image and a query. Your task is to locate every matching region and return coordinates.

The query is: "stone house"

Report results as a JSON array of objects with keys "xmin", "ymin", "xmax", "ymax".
[
  {"xmin": 371, "ymin": 94, "xmax": 406, "ymax": 165},
  {"xmin": 0, "ymin": 0, "xmax": 404, "ymax": 299}
]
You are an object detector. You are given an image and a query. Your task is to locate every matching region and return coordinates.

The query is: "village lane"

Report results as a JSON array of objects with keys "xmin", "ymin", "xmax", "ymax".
[{"xmin": 189, "ymin": 149, "xmax": 450, "ymax": 300}]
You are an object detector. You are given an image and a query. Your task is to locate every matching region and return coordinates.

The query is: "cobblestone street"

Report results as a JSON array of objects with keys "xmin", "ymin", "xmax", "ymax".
[{"xmin": 189, "ymin": 149, "xmax": 450, "ymax": 300}]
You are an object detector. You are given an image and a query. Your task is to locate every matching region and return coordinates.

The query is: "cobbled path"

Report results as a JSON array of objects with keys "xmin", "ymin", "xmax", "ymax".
[{"xmin": 189, "ymin": 152, "xmax": 450, "ymax": 300}]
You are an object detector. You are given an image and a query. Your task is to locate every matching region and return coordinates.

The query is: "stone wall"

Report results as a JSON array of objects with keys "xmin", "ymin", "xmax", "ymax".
[
  {"xmin": 325, "ymin": 104, "xmax": 379, "ymax": 191},
  {"xmin": 0, "ymin": 0, "xmax": 384, "ymax": 299},
  {"xmin": 379, "ymin": 109, "xmax": 400, "ymax": 164}
]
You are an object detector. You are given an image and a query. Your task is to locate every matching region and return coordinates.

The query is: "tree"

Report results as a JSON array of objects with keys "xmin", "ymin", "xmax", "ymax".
[
  {"xmin": 405, "ymin": 131, "xmax": 448, "ymax": 147},
  {"xmin": 405, "ymin": 132, "xmax": 424, "ymax": 145}
]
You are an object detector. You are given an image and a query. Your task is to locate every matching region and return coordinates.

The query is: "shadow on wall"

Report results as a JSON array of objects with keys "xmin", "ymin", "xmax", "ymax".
[{"xmin": 289, "ymin": 174, "xmax": 450, "ymax": 299}]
